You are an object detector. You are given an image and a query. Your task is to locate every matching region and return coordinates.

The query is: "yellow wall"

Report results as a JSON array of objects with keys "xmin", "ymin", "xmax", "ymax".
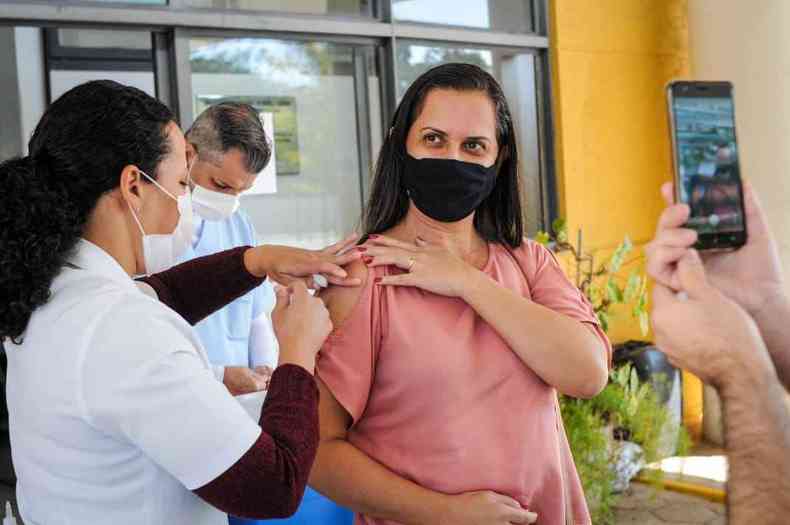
[
  {"xmin": 550, "ymin": 0, "xmax": 703, "ymax": 439},
  {"xmin": 688, "ymin": 0, "xmax": 790, "ymax": 444},
  {"xmin": 549, "ymin": 0, "xmax": 689, "ymax": 342}
]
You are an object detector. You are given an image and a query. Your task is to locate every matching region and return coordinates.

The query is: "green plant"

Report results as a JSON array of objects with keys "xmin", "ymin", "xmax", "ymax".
[
  {"xmin": 537, "ymin": 218, "xmax": 649, "ymax": 334},
  {"xmin": 538, "ymin": 220, "xmax": 692, "ymax": 523},
  {"xmin": 560, "ymin": 397, "xmax": 617, "ymax": 524},
  {"xmin": 560, "ymin": 364, "xmax": 690, "ymax": 524},
  {"xmin": 592, "ymin": 364, "xmax": 670, "ymax": 463}
]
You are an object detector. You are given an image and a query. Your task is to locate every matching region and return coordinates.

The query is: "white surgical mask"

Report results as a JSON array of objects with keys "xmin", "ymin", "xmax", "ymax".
[
  {"xmin": 192, "ymin": 184, "xmax": 240, "ymax": 221},
  {"xmin": 127, "ymin": 170, "xmax": 194, "ymax": 275}
]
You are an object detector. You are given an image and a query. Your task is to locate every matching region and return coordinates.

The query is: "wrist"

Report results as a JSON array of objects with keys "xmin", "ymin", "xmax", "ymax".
[
  {"xmin": 718, "ymin": 341, "xmax": 777, "ymax": 400},
  {"xmin": 243, "ymin": 246, "xmax": 272, "ymax": 279},
  {"xmin": 277, "ymin": 343, "xmax": 316, "ymax": 375},
  {"xmin": 418, "ymin": 493, "xmax": 452, "ymax": 525},
  {"xmin": 459, "ymin": 266, "xmax": 488, "ymax": 302},
  {"xmin": 750, "ymin": 288, "xmax": 790, "ymax": 330}
]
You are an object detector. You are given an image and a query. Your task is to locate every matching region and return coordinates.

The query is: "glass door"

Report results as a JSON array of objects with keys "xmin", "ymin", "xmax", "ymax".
[{"xmin": 188, "ymin": 36, "xmax": 381, "ymax": 248}]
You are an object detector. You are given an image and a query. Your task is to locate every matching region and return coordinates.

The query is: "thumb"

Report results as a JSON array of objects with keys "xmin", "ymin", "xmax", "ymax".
[
  {"xmin": 249, "ymin": 370, "xmax": 269, "ymax": 391},
  {"xmin": 289, "ymin": 280, "xmax": 309, "ymax": 306},
  {"xmin": 676, "ymin": 249, "xmax": 708, "ymax": 299},
  {"xmin": 272, "ymin": 285, "xmax": 290, "ymax": 315}
]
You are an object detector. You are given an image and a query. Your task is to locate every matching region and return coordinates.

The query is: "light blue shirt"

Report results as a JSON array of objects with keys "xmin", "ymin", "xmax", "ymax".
[{"xmin": 178, "ymin": 211, "xmax": 275, "ymax": 369}]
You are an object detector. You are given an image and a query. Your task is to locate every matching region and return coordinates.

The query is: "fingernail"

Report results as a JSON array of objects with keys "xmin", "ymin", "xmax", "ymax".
[
  {"xmin": 369, "ymin": 234, "xmax": 379, "ymax": 239},
  {"xmin": 357, "ymin": 246, "xmax": 367, "ymax": 252}
]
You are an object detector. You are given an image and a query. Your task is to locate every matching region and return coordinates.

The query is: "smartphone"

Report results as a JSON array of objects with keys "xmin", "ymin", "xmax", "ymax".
[{"xmin": 667, "ymin": 81, "xmax": 747, "ymax": 250}]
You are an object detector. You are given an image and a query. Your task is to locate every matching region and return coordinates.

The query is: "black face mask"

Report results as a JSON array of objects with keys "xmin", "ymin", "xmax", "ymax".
[{"xmin": 402, "ymin": 154, "xmax": 497, "ymax": 223}]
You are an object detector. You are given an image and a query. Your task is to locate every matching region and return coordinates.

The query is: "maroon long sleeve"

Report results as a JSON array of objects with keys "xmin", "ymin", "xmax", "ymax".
[
  {"xmin": 137, "ymin": 247, "xmax": 319, "ymax": 517},
  {"xmin": 137, "ymin": 246, "xmax": 265, "ymax": 325},
  {"xmin": 194, "ymin": 364, "xmax": 320, "ymax": 519}
]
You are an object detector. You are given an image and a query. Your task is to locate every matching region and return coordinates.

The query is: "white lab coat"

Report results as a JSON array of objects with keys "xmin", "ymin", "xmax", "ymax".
[{"xmin": 5, "ymin": 239, "xmax": 261, "ymax": 525}]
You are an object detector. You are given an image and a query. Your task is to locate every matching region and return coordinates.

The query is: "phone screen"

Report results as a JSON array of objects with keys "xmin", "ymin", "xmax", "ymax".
[{"xmin": 671, "ymin": 93, "xmax": 745, "ymax": 238}]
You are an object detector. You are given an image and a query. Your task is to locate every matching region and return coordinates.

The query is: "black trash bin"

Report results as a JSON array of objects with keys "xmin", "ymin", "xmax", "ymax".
[{"xmin": 614, "ymin": 340, "xmax": 679, "ymax": 403}]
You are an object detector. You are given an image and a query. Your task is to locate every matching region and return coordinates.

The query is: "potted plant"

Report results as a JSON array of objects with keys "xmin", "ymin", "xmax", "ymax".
[
  {"xmin": 535, "ymin": 218, "xmax": 649, "ymax": 334},
  {"xmin": 537, "ymin": 220, "xmax": 691, "ymax": 524}
]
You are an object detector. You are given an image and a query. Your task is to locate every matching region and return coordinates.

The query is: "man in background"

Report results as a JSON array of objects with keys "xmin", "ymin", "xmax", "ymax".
[{"xmin": 182, "ymin": 103, "xmax": 277, "ymax": 398}]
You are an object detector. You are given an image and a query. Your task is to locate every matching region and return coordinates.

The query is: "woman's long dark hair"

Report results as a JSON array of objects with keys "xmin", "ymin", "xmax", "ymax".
[
  {"xmin": 362, "ymin": 63, "xmax": 524, "ymax": 248},
  {"xmin": 0, "ymin": 80, "xmax": 174, "ymax": 343}
]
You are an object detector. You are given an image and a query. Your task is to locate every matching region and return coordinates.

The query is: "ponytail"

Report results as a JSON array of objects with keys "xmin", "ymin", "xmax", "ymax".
[
  {"xmin": 0, "ymin": 79, "xmax": 174, "ymax": 344},
  {"xmin": 0, "ymin": 156, "xmax": 87, "ymax": 343}
]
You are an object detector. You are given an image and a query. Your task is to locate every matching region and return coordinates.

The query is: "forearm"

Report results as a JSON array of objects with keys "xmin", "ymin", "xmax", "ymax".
[
  {"xmin": 462, "ymin": 270, "xmax": 608, "ymax": 398},
  {"xmin": 720, "ymin": 356, "xmax": 790, "ymax": 524},
  {"xmin": 195, "ymin": 365, "xmax": 319, "ymax": 519},
  {"xmin": 309, "ymin": 439, "xmax": 447, "ymax": 525},
  {"xmin": 751, "ymin": 292, "xmax": 790, "ymax": 391},
  {"xmin": 138, "ymin": 246, "xmax": 265, "ymax": 325}
]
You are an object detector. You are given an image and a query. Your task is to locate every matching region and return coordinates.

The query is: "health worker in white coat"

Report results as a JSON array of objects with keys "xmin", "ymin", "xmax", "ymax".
[{"xmin": 0, "ymin": 80, "xmax": 359, "ymax": 525}]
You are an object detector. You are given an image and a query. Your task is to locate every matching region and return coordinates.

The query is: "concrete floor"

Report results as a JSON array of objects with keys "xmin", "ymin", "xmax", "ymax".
[{"xmin": 614, "ymin": 482, "xmax": 726, "ymax": 524}]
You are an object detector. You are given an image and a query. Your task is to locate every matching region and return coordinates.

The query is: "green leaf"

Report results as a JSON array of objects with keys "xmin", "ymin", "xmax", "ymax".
[
  {"xmin": 624, "ymin": 270, "xmax": 641, "ymax": 302},
  {"xmin": 606, "ymin": 280, "xmax": 624, "ymax": 304},
  {"xmin": 552, "ymin": 218, "xmax": 568, "ymax": 243},
  {"xmin": 629, "ymin": 367, "xmax": 640, "ymax": 393},
  {"xmin": 535, "ymin": 231, "xmax": 551, "ymax": 246},
  {"xmin": 639, "ymin": 310, "xmax": 650, "ymax": 336},
  {"xmin": 615, "ymin": 364, "xmax": 630, "ymax": 387},
  {"xmin": 636, "ymin": 278, "xmax": 648, "ymax": 309},
  {"xmin": 607, "ymin": 236, "xmax": 633, "ymax": 274},
  {"xmin": 597, "ymin": 311, "xmax": 610, "ymax": 333},
  {"xmin": 552, "ymin": 217, "xmax": 567, "ymax": 237}
]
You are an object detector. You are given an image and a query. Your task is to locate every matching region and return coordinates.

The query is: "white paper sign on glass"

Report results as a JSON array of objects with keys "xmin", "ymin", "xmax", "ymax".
[{"xmin": 247, "ymin": 111, "xmax": 278, "ymax": 195}]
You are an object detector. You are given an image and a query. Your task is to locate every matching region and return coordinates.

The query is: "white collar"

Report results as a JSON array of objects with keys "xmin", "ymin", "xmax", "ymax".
[
  {"xmin": 67, "ymin": 239, "xmax": 137, "ymax": 291},
  {"xmin": 192, "ymin": 216, "xmax": 205, "ymax": 248}
]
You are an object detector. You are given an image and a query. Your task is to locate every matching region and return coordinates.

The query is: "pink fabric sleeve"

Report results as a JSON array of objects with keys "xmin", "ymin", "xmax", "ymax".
[
  {"xmin": 316, "ymin": 275, "xmax": 383, "ymax": 425},
  {"xmin": 512, "ymin": 240, "xmax": 613, "ymax": 367}
]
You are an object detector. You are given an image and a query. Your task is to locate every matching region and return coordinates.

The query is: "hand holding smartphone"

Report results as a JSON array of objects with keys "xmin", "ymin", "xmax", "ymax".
[{"xmin": 667, "ymin": 80, "xmax": 747, "ymax": 250}]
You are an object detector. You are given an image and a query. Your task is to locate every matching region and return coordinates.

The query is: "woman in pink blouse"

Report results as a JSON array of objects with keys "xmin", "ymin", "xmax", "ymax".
[{"xmin": 310, "ymin": 63, "xmax": 611, "ymax": 525}]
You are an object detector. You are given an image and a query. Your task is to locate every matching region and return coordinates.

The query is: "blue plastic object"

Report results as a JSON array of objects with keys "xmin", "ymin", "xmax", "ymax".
[{"xmin": 229, "ymin": 487, "xmax": 354, "ymax": 525}]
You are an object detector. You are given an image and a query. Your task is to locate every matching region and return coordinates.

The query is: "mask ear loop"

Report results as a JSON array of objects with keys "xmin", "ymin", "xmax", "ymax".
[
  {"xmin": 186, "ymin": 158, "xmax": 196, "ymax": 189},
  {"xmin": 126, "ymin": 201, "xmax": 146, "ymax": 236},
  {"xmin": 125, "ymin": 169, "xmax": 148, "ymax": 236},
  {"xmin": 138, "ymin": 169, "xmax": 178, "ymax": 202}
]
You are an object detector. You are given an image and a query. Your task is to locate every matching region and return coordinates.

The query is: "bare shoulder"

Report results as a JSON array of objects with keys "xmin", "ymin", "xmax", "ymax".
[{"xmin": 318, "ymin": 259, "xmax": 370, "ymax": 328}]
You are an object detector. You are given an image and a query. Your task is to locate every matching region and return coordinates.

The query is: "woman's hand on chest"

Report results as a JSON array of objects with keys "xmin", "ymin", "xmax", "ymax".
[{"xmin": 360, "ymin": 235, "xmax": 485, "ymax": 299}]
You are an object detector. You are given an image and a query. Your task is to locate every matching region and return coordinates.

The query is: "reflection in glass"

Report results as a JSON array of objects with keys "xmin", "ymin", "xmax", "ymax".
[
  {"xmin": 56, "ymin": 29, "xmax": 152, "ymax": 50},
  {"xmin": 392, "ymin": 0, "xmax": 533, "ymax": 34},
  {"xmin": 87, "ymin": 0, "xmax": 166, "ymax": 4},
  {"xmin": 190, "ymin": 37, "xmax": 376, "ymax": 248},
  {"xmin": 396, "ymin": 43, "xmax": 493, "ymax": 97},
  {"xmin": 47, "ymin": 28, "xmax": 156, "ymax": 102},
  {"xmin": 184, "ymin": 0, "xmax": 370, "ymax": 16}
]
